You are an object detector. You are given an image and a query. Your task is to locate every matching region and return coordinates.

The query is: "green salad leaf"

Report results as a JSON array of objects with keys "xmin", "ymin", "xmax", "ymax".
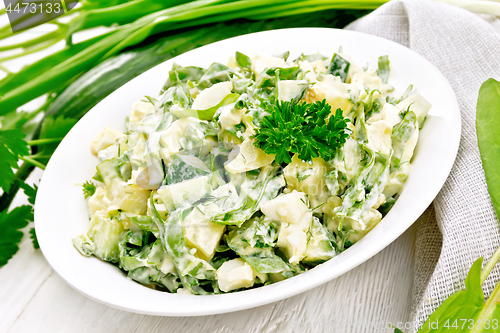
[
  {"xmin": 476, "ymin": 78, "xmax": 500, "ymax": 219},
  {"xmin": 412, "ymin": 258, "xmax": 498, "ymax": 332}
]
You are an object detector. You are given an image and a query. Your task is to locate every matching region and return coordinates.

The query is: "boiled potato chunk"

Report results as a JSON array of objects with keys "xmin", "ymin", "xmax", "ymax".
[
  {"xmin": 252, "ymin": 54, "xmax": 288, "ymax": 77},
  {"xmin": 366, "ymin": 120, "xmax": 392, "ymax": 156},
  {"xmin": 260, "ymin": 190, "xmax": 308, "ymax": 224},
  {"xmin": 216, "ymin": 258, "xmax": 255, "ymax": 292},
  {"xmin": 88, "ymin": 187, "xmax": 113, "ymax": 216},
  {"xmin": 107, "ymin": 179, "xmax": 150, "ymax": 215},
  {"xmin": 159, "ymin": 117, "xmax": 201, "ymax": 164},
  {"xmin": 192, "ymin": 81, "xmax": 233, "ymax": 110},
  {"xmin": 304, "ymin": 74, "xmax": 353, "ymax": 115},
  {"xmin": 183, "ymin": 203, "xmax": 225, "ymax": 261},
  {"xmin": 396, "ymin": 93, "xmax": 432, "ymax": 127},
  {"xmin": 219, "ymin": 104, "xmax": 246, "ymax": 130},
  {"xmin": 277, "ymin": 211, "xmax": 313, "ymax": 264},
  {"xmin": 351, "ymin": 70, "xmax": 383, "ymax": 91},
  {"xmin": 90, "ymin": 127, "xmax": 125, "ymax": 155},
  {"xmin": 157, "ymin": 176, "xmax": 210, "ymax": 212},
  {"xmin": 283, "ymin": 155, "xmax": 330, "ymax": 209},
  {"xmin": 129, "ymin": 100, "xmax": 155, "ymax": 128},
  {"xmin": 278, "ymin": 80, "xmax": 308, "ymax": 101},
  {"xmin": 225, "ymin": 138, "xmax": 275, "ymax": 174}
]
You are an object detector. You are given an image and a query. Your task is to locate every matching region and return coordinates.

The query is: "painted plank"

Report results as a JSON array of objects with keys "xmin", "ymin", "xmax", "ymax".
[{"xmin": 6, "ymin": 226, "xmax": 415, "ymax": 333}]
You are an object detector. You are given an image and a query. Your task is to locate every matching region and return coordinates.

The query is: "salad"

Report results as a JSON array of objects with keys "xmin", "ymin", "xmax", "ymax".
[{"xmin": 73, "ymin": 50, "xmax": 431, "ymax": 295}]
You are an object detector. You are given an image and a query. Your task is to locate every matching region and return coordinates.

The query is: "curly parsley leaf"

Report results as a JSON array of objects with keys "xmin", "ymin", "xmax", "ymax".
[
  {"xmin": 83, "ymin": 180, "xmax": 96, "ymax": 198},
  {"xmin": 253, "ymin": 99, "xmax": 349, "ymax": 164},
  {"xmin": 0, "ymin": 130, "xmax": 29, "ymax": 193},
  {"xmin": 0, "ymin": 205, "xmax": 33, "ymax": 266}
]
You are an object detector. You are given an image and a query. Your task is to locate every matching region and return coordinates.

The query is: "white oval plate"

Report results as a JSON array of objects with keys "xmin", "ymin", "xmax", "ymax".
[{"xmin": 35, "ymin": 28, "xmax": 460, "ymax": 316}]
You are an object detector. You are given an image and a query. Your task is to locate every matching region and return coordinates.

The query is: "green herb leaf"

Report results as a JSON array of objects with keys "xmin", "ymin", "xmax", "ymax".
[
  {"xmin": 235, "ymin": 51, "xmax": 251, "ymax": 69},
  {"xmin": 253, "ymin": 99, "xmax": 349, "ymax": 164},
  {"xmin": 409, "ymin": 258, "xmax": 500, "ymax": 333},
  {"xmin": 37, "ymin": 115, "xmax": 77, "ymax": 165},
  {"xmin": 328, "ymin": 53, "xmax": 350, "ymax": 82},
  {"xmin": 0, "ymin": 130, "xmax": 29, "ymax": 193},
  {"xmin": 0, "ymin": 205, "xmax": 33, "ymax": 266},
  {"xmin": 82, "ymin": 181, "xmax": 97, "ymax": 199},
  {"xmin": 377, "ymin": 55, "xmax": 390, "ymax": 84},
  {"xmin": 19, "ymin": 182, "xmax": 38, "ymax": 205},
  {"xmin": 0, "ymin": 110, "xmax": 36, "ymax": 132},
  {"xmin": 476, "ymin": 78, "xmax": 500, "ymax": 219},
  {"xmin": 29, "ymin": 228, "xmax": 39, "ymax": 250}
]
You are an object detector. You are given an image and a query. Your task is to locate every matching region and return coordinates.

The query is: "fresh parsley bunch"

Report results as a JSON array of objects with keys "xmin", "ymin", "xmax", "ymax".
[{"xmin": 253, "ymin": 99, "xmax": 350, "ymax": 164}]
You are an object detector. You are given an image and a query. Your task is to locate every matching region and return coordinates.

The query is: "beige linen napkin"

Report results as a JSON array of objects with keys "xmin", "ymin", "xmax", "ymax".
[{"xmin": 347, "ymin": 0, "xmax": 500, "ymax": 329}]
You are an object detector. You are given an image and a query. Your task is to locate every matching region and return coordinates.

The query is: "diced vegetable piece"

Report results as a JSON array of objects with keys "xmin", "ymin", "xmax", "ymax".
[
  {"xmin": 85, "ymin": 210, "xmax": 124, "ymax": 263},
  {"xmin": 216, "ymin": 258, "xmax": 255, "ymax": 292},
  {"xmin": 260, "ymin": 190, "xmax": 308, "ymax": 224},
  {"xmin": 129, "ymin": 100, "xmax": 155, "ymax": 126},
  {"xmin": 366, "ymin": 120, "xmax": 392, "ymax": 156},
  {"xmin": 283, "ymin": 155, "xmax": 330, "ymax": 209},
  {"xmin": 96, "ymin": 159, "xmax": 122, "ymax": 186},
  {"xmin": 302, "ymin": 217, "xmax": 336, "ymax": 264},
  {"xmin": 87, "ymin": 187, "xmax": 110, "ymax": 216},
  {"xmin": 277, "ymin": 80, "xmax": 308, "ymax": 101},
  {"xmin": 252, "ymin": 54, "xmax": 289, "ymax": 77},
  {"xmin": 159, "ymin": 117, "xmax": 201, "ymax": 163},
  {"xmin": 396, "ymin": 93, "xmax": 431, "ymax": 128},
  {"xmin": 157, "ymin": 176, "xmax": 210, "ymax": 212},
  {"xmin": 303, "ymin": 74, "xmax": 353, "ymax": 115},
  {"xmin": 192, "ymin": 82, "xmax": 233, "ymax": 110},
  {"xmin": 225, "ymin": 138, "xmax": 275, "ymax": 174},
  {"xmin": 107, "ymin": 179, "xmax": 150, "ymax": 215},
  {"xmin": 277, "ymin": 211, "xmax": 313, "ymax": 264},
  {"xmin": 183, "ymin": 203, "xmax": 226, "ymax": 261},
  {"xmin": 90, "ymin": 127, "xmax": 125, "ymax": 155},
  {"xmin": 72, "ymin": 234, "xmax": 94, "ymax": 257}
]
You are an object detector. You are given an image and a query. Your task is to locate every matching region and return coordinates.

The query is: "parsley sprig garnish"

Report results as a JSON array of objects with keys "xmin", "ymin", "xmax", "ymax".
[
  {"xmin": 253, "ymin": 99, "xmax": 349, "ymax": 164},
  {"xmin": 82, "ymin": 181, "xmax": 97, "ymax": 199}
]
